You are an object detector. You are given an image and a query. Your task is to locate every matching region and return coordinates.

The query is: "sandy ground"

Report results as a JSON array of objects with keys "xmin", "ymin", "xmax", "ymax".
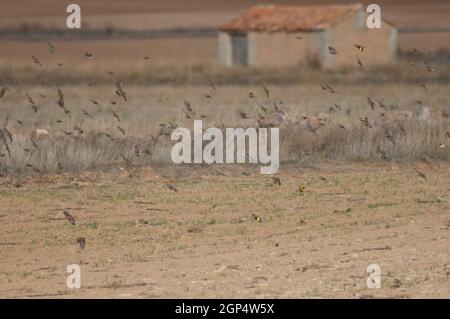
[{"xmin": 0, "ymin": 163, "xmax": 449, "ymax": 298}]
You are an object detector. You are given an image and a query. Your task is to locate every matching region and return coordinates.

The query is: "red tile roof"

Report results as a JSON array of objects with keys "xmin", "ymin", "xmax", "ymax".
[{"xmin": 220, "ymin": 3, "xmax": 364, "ymax": 33}]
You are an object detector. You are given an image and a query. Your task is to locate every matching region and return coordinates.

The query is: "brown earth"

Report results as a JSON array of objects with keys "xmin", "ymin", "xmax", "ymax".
[{"xmin": 0, "ymin": 163, "xmax": 449, "ymax": 298}]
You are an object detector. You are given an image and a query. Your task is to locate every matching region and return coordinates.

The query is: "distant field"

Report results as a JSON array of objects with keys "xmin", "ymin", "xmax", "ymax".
[
  {"xmin": 0, "ymin": 37, "xmax": 218, "ymax": 67},
  {"xmin": 1, "ymin": 1, "xmax": 450, "ymax": 54}
]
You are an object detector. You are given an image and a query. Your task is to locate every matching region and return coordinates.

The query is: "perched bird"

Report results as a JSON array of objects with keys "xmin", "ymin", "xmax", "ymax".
[
  {"xmin": 248, "ymin": 92, "xmax": 255, "ymax": 99},
  {"xmin": 63, "ymin": 210, "xmax": 76, "ymax": 225},
  {"xmin": 84, "ymin": 52, "xmax": 94, "ymax": 59},
  {"xmin": 239, "ymin": 111, "xmax": 248, "ymax": 119}
]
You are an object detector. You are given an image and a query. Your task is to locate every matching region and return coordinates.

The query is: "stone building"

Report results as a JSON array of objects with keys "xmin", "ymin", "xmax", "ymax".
[{"xmin": 219, "ymin": 3, "xmax": 397, "ymax": 68}]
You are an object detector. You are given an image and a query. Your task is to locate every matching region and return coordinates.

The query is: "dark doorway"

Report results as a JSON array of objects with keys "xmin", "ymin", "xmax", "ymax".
[{"xmin": 231, "ymin": 34, "xmax": 248, "ymax": 66}]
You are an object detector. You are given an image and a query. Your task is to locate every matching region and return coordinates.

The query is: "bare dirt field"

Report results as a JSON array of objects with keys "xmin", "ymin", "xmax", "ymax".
[{"xmin": 0, "ymin": 163, "xmax": 449, "ymax": 298}]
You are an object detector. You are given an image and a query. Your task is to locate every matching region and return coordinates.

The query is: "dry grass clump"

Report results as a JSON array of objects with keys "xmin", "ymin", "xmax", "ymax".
[
  {"xmin": 281, "ymin": 119, "xmax": 450, "ymax": 162},
  {"xmin": 0, "ymin": 133, "xmax": 172, "ymax": 176},
  {"xmin": 2, "ymin": 119, "xmax": 450, "ymax": 177}
]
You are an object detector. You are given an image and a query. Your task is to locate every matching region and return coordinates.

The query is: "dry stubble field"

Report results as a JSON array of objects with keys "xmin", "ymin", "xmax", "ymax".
[{"xmin": 0, "ymin": 163, "xmax": 450, "ymax": 298}]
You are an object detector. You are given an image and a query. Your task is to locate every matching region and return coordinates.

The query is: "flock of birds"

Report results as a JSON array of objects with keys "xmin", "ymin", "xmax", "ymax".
[{"xmin": 0, "ymin": 40, "xmax": 446, "ymax": 249}]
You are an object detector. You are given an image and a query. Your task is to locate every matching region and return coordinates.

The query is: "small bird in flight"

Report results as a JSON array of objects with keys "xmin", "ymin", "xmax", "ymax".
[
  {"xmin": 32, "ymin": 55, "xmax": 42, "ymax": 67},
  {"xmin": 166, "ymin": 183, "xmax": 178, "ymax": 192},
  {"xmin": 415, "ymin": 169, "xmax": 427, "ymax": 181},
  {"xmin": 354, "ymin": 44, "xmax": 366, "ymax": 52},
  {"xmin": 271, "ymin": 176, "xmax": 281, "ymax": 186},
  {"xmin": 367, "ymin": 96, "xmax": 376, "ymax": 111},
  {"xmin": 77, "ymin": 237, "xmax": 86, "ymax": 249},
  {"xmin": 0, "ymin": 87, "xmax": 7, "ymax": 98},
  {"xmin": 328, "ymin": 46, "xmax": 338, "ymax": 54},
  {"xmin": 48, "ymin": 42, "xmax": 56, "ymax": 53},
  {"xmin": 63, "ymin": 210, "xmax": 76, "ymax": 225}
]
